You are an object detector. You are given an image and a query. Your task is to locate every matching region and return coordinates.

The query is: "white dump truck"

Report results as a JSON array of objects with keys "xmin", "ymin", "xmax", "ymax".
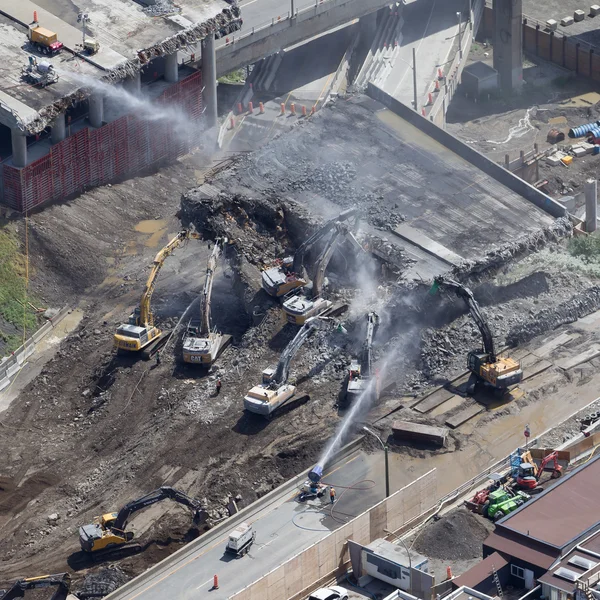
[{"xmin": 226, "ymin": 522, "xmax": 256, "ymax": 557}]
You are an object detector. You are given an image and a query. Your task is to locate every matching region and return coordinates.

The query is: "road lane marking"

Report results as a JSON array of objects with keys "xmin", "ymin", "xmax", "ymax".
[{"xmin": 123, "ymin": 451, "xmax": 362, "ymax": 598}]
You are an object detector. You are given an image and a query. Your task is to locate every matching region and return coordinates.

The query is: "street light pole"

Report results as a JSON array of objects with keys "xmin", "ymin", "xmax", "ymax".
[
  {"xmin": 457, "ymin": 11, "xmax": 463, "ymax": 60},
  {"xmin": 412, "ymin": 46, "xmax": 418, "ymax": 113},
  {"xmin": 363, "ymin": 426, "xmax": 390, "ymax": 498},
  {"xmin": 291, "ymin": 0, "xmax": 295, "ymax": 18}
]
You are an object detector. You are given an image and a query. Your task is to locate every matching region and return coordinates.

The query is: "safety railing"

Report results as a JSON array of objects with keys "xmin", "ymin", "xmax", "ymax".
[{"xmin": 218, "ymin": 0, "xmax": 360, "ymax": 48}]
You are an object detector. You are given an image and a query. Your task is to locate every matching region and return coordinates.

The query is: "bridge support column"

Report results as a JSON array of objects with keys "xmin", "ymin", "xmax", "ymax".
[
  {"xmin": 492, "ymin": 0, "xmax": 523, "ymax": 92},
  {"xmin": 11, "ymin": 129, "xmax": 27, "ymax": 168},
  {"xmin": 165, "ymin": 51, "xmax": 179, "ymax": 83},
  {"xmin": 202, "ymin": 34, "xmax": 218, "ymax": 129},
  {"xmin": 123, "ymin": 72, "xmax": 141, "ymax": 95},
  {"xmin": 51, "ymin": 113, "xmax": 66, "ymax": 144},
  {"xmin": 89, "ymin": 93, "xmax": 104, "ymax": 128}
]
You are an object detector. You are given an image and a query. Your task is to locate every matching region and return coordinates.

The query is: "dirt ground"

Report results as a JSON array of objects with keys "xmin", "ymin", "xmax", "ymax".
[
  {"xmin": 5, "ymin": 91, "xmax": 600, "ymax": 594},
  {"xmin": 447, "ymin": 42, "xmax": 600, "ymax": 210}
]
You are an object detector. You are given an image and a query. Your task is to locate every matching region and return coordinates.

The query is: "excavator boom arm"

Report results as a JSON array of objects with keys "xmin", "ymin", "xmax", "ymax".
[
  {"xmin": 311, "ymin": 230, "xmax": 340, "ymax": 300},
  {"xmin": 292, "ymin": 207, "xmax": 359, "ymax": 274},
  {"xmin": 2, "ymin": 574, "xmax": 71, "ymax": 600},
  {"xmin": 273, "ymin": 320, "xmax": 319, "ymax": 384},
  {"xmin": 434, "ymin": 278, "xmax": 496, "ymax": 362},
  {"xmin": 200, "ymin": 238, "xmax": 225, "ymax": 336},
  {"xmin": 113, "ymin": 486, "xmax": 203, "ymax": 532},
  {"xmin": 361, "ymin": 312, "xmax": 379, "ymax": 378},
  {"xmin": 139, "ymin": 230, "xmax": 190, "ymax": 327}
]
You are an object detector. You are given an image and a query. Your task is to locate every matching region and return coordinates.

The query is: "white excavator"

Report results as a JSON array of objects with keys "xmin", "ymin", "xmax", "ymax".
[
  {"xmin": 182, "ymin": 238, "xmax": 232, "ymax": 366},
  {"xmin": 261, "ymin": 208, "xmax": 359, "ymax": 298},
  {"xmin": 282, "ymin": 219, "xmax": 365, "ymax": 325},
  {"xmin": 244, "ymin": 318, "xmax": 321, "ymax": 417},
  {"xmin": 344, "ymin": 312, "xmax": 380, "ymax": 406}
]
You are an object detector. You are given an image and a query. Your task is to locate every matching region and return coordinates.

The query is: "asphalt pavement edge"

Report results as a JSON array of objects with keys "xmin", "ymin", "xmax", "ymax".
[{"xmin": 104, "ymin": 435, "xmax": 365, "ymax": 600}]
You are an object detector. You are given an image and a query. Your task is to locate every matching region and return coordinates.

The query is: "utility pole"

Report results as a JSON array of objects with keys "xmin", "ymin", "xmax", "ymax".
[
  {"xmin": 457, "ymin": 11, "xmax": 463, "ymax": 59},
  {"xmin": 412, "ymin": 47, "xmax": 418, "ymax": 113},
  {"xmin": 469, "ymin": 0, "xmax": 473, "ymax": 30}
]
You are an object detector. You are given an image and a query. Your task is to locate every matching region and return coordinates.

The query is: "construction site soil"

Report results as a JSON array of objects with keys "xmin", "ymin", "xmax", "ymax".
[{"xmin": 4, "ymin": 99, "xmax": 600, "ymax": 592}]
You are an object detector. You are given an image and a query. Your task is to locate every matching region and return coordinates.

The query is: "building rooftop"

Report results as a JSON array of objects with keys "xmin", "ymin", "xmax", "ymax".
[
  {"xmin": 0, "ymin": 0, "xmax": 240, "ymax": 133},
  {"xmin": 497, "ymin": 454, "xmax": 600, "ymax": 551}
]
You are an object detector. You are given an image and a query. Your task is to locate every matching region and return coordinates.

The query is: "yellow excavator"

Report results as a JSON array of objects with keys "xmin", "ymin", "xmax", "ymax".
[
  {"xmin": 114, "ymin": 230, "xmax": 193, "ymax": 358},
  {"xmin": 182, "ymin": 237, "xmax": 232, "ymax": 365},
  {"xmin": 1, "ymin": 573, "xmax": 70, "ymax": 600},
  {"xmin": 431, "ymin": 277, "xmax": 522, "ymax": 394},
  {"xmin": 78, "ymin": 486, "xmax": 207, "ymax": 559}
]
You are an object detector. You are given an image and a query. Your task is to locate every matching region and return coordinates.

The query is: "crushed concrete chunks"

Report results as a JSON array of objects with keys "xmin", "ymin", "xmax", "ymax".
[
  {"xmin": 546, "ymin": 19, "xmax": 558, "ymax": 30},
  {"xmin": 591, "ymin": 6, "xmax": 600, "ymax": 17},
  {"xmin": 561, "ymin": 16, "xmax": 575, "ymax": 26},
  {"xmin": 574, "ymin": 9, "xmax": 586, "ymax": 21}
]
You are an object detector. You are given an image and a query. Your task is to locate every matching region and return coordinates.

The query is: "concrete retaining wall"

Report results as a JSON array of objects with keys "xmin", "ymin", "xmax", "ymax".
[
  {"xmin": 0, "ymin": 306, "xmax": 71, "ymax": 393},
  {"xmin": 367, "ymin": 83, "xmax": 567, "ymax": 219},
  {"xmin": 229, "ymin": 470, "xmax": 438, "ymax": 600},
  {"xmin": 216, "ymin": 0, "xmax": 393, "ymax": 77}
]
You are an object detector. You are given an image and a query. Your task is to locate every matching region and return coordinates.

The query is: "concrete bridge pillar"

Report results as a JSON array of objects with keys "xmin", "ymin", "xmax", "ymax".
[
  {"xmin": 11, "ymin": 129, "xmax": 27, "ymax": 168},
  {"xmin": 51, "ymin": 113, "xmax": 66, "ymax": 144},
  {"xmin": 89, "ymin": 93, "xmax": 104, "ymax": 128},
  {"xmin": 493, "ymin": 0, "xmax": 523, "ymax": 92},
  {"xmin": 202, "ymin": 34, "xmax": 218, "ymax": 129},
  {"xmin": 165, "ymin": 51, "xmax": 179, "ymax": 83},
  {"xmin": 123, "ymin": 72, "xmax": 141, "ymax": 95}
]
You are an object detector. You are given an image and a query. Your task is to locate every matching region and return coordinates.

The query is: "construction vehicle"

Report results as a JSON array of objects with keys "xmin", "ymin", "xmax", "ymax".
[
  {"xmin": 21, "ymin": 57, "xmax": 58, "ymax": 87},
  {"xmin": 431, "ymin": 278, "xmax": 523, "ymax": 393},
  {"xmin": 482, "ymin": 488, "xmax": 530, "ymax": 521},
  {"xmin": 114, "ymin": 230, "xmax": 193, "ymax": 358},
  {"xmin": 244, "ymin": 318, "xmax": 320, "ymax": 416},
  {"xmin": 261, "ymin": 207, "xmax": 359, "ymax": 297},
  {"xmin": 225, "ymin": 522, "xmax": 256, "ymax": 557},
  {"xmin": 182, "ymin": 238, "xmax": 231, "ymax": 366},
  {"xmin": 1, "ymin": 573, "xmax": 70, "ymax": 600},
  {"xmin": 282, "ymin": 219, "xmax": 364, "ymax": 325},
  {"xmin": 79, "ymin": 486, "xmax": 207, "ymax": 558},
  {"xmin": 516, "ymin": 450, "xmax": 562, "ymax": 490},
  {"xmin": 27, "ymin": 13, "xmax": 63, "ymax": 55},
  {"xmin": 344, "ymin": 312, "xmax": 380, "ymax": 406}
]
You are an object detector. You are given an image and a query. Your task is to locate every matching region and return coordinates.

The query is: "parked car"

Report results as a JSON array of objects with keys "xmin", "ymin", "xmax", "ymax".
[{"xmin": 307, "ymin": 586, "xmax": 349, "ymax": 600}]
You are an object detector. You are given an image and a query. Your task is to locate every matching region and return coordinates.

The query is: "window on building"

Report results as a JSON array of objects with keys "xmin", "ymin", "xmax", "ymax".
[{"xmin": 512, "ymin": 565, "xmax": 525, "ymax": 579}]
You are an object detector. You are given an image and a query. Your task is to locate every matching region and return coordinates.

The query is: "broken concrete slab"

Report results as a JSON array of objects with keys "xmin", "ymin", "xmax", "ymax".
[
  {"xmin": 392, "ymin": 224, "xmax": 464, "ymax": 267},
  {"xmin": 445, "ymin": 405, "xmax": 484, "ymax": 429},
  {"xmin": 392, "ymin": 420, "xmax": 448, "ymax": 446},
  {"xmin": 532, "ymin": 332, "xmax": 581, "ymax": 358},
  {"xmin": 557, "ymin": 344, "xmax": 600, "ymax": 370},
  {"xmin": 413, "ymin": 388, "xmax": 458, "ymax": 413}
]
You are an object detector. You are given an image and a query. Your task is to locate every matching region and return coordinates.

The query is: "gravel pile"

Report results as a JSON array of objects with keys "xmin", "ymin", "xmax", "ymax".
[
  {"xmin": 413, "ymin": 507, "xmax": 492, "ymax": 561},
  {"xmin": 77, "ymin": 567, "xmax": 130, "ymax": 598}
]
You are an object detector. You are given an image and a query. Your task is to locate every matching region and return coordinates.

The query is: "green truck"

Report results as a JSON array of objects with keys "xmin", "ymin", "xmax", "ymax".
[{"xmin": 483, "ymin": 488, "xmax": 530, "ymax": 521}]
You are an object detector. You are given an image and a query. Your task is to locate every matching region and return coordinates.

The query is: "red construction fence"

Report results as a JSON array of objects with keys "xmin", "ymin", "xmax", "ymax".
[{"xmin": 1, "ymin": 70, "xmax": 203, "ymax": 213}]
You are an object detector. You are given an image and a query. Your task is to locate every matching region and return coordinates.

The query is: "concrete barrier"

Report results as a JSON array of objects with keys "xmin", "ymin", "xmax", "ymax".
[
  {"xmin": 0, "ymin": 306, "xmax": 71, "ymax": 391},
  {"xmin": 104, "ymin": 436, "xmax": 365, "ymax": 600},
  {"xmin": 216, "ymin": 0, "xmax": 394, "ymax": 77},
  {"xmin": 366, "ymin": 83, "xmax": 567, "ymax": 219},
  {"xmin": 229, "ymin": 469, "xmax": 438, "ymax": 600}
]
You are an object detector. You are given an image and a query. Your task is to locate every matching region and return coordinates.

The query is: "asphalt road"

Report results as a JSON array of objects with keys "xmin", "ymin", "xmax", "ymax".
[
  {"xmin": 107, "ymin": 451, "xmax": 385, "ymax": 600},
  {"xmin": 382, "ymin": 0, "xmax": 466, "ymax": 107}
]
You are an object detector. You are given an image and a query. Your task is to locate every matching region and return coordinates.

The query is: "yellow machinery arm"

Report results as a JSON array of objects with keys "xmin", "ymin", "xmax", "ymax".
[{"xmin": 139, "ymin": 230, "xmax": 191, "ymax": 327}]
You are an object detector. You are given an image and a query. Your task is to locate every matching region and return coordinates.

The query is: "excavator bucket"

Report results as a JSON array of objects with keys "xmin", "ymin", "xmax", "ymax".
[{"xmin": 429, "ymin": 281, "xmax": 440, "ymax": 295}]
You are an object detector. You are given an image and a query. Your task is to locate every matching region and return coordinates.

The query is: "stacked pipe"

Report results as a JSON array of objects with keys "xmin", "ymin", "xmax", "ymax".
[{"xmin": 569, "ymin": 121, "xmax": 600, "ymax": 138}]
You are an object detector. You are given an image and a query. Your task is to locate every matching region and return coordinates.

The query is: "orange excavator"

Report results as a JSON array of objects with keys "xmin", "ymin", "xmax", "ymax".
[{"xmin": 516, "ymin": 451, "xmax": 563, "ymax": 490}]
